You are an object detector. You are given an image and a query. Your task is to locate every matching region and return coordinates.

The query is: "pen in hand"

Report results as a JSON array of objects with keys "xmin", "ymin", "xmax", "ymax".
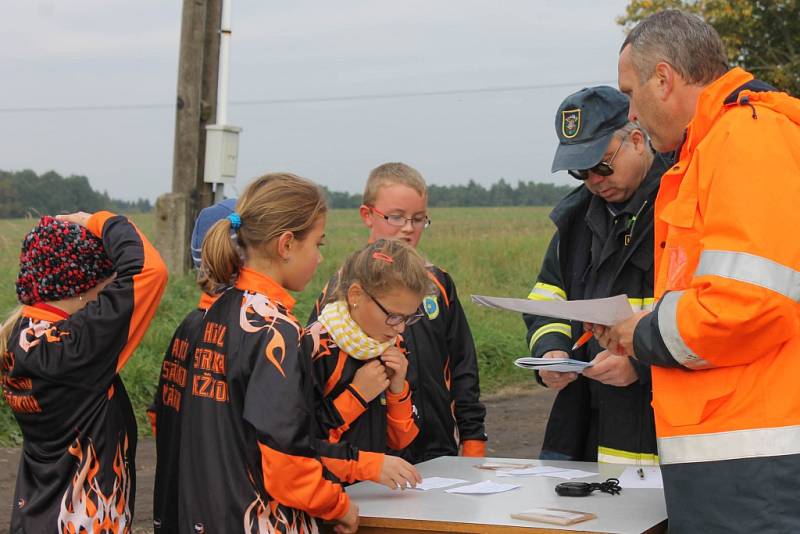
[{"xmin": 572, "ymin": 331, "xmax": 593, "ymax": 351}]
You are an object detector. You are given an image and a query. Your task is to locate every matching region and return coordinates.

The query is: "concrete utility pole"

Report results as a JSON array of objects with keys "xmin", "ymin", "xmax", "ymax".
[{"xmin": 155, "ymin": 0, "xmax": 222, "ymax": 274}]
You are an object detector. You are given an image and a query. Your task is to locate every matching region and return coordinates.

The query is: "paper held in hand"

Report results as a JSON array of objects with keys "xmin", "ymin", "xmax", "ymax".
[
  {"xmin": 471, "ymin": 294, "xmax": 633, "ymax": 326},
  {"xmin": 513, "ymin": 357, "xmax": 593, "ymax": 373}
]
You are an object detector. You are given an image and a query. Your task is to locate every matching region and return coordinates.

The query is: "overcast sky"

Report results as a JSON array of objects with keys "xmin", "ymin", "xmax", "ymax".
[{"xmin": 1, "ymin": 0, "xmax": 631, "ymax": 202}]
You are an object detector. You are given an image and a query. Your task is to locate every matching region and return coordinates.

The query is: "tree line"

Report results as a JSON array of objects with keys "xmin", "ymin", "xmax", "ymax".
[
  {"xmin": 0, "ymin": 170, "xmax": 152, "ymax": 219},
  {"xmin": 324, "ymin": 179, "xmax": 575, "ymax": 209},
  {"xmin": 0, "ymin": 170, "xmax": 575, "ymax": 218}
]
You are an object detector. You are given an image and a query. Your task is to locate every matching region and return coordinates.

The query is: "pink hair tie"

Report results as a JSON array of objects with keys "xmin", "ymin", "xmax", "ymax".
[{"xmin": 372, "ymin": 252, "xmax": 394, "ymax": 264}]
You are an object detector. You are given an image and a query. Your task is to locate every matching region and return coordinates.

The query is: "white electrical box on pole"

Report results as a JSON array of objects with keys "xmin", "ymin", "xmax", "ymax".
[{"xmin": 204, "ymin": 0, "xmax": 240, "ymax": 203}]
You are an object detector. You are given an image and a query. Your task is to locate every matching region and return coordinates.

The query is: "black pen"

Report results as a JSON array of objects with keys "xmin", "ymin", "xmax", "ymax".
[{"xmin": 637, "ymin": 467, "xmax": 645, "ymax": 479}]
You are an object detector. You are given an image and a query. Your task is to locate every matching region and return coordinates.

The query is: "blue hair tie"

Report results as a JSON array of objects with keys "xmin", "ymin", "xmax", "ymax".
[{"xmin": 227, "ymin": 212, "xmax": 242, "ymax": 230}]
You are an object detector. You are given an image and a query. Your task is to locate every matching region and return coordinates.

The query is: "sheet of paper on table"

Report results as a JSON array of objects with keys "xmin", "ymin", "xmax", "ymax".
[
  {"xmin": 445, "ymin": 480, "xmax": 521, "ymax": 494},
  {"xmin": 475, "ymin": 461, "xmax": 534, "ymax": 470},
  {"xmin": 514, "ymin": 357, "xmax": 593, "ymax": 373},
  {"xmin": 471, "ymin": 294, "xmax": 633, "ymax": 326},
  {"xmin": 496, "ymin": 466, "xmax": 597, "ymax": 479},
  {"xmin": 617, "ymin": 467, "xmax": 664, "ymax": 489},
  {"xmin": 413, "ymin": 477, "xmax": 469, "ymax": 491}
]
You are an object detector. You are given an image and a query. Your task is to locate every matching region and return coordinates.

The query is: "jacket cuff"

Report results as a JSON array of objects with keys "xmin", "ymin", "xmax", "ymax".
[
  {"xmin": 461, "ymin": 439, "xmax": 486, "ymax": 457},
  {"xmin": 357, "ymin": 450, "xmax": 384, "ymax": 482},
  {"xmin": 633, "ymin": 300, "xmax": 686, "ymax": 368},
  {"xmin": 87, "ymin": 211, "xmax": 116, "ymax": 238},
  {"xmin": 385, "ymin": 381, "xmax": 412, "ymax": 419}
]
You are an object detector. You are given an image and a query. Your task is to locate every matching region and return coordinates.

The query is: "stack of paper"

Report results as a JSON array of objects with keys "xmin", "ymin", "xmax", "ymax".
[{"xmin": 514, "ymin": 357, "xmax": 593, "ymax": 373}]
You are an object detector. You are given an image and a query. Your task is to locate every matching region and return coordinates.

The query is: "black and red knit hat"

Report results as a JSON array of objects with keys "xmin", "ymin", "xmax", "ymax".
[{"xmin": 15, "ymin": 216, "xmax": 115, "ymax": 305}]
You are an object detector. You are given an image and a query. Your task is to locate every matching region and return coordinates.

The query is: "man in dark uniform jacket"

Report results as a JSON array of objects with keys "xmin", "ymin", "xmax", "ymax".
[{"xmin": 524, "ymin": 86, "xmax": 671, "ymax": 464}]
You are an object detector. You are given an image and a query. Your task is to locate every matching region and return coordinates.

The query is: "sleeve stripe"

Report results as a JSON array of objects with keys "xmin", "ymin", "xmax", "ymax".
[
  {"xmin": 527, "ymin": 282, "xmax": 567, "ymax": 301},
  {"xmin": 629, "ymin": 297, "xmax": 656, "ymax": 311},
  {"xmin": 529, "ymin": 322, "xmax": 572, "ymax": 352},
  {"xmin": 656, "ymin": 291, "xmax": 712, "ymax": 369},
  {"xmin": 696, "ymin": 249, "xmax": 800, "ymax": 302}
]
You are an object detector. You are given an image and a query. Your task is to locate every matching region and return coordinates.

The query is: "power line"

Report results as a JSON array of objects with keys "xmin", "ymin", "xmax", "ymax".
[{"xmin": 0, "ymin": 79, "xmax": 615, "ymax": 114}]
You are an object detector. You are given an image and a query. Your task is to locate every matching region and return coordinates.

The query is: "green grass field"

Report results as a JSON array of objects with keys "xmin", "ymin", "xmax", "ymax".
[{"xmin": 0, "ymin": 207, "xmax": 554, "ymax": 445}]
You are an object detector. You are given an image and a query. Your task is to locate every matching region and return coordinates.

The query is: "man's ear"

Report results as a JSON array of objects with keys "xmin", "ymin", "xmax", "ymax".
[
  {"xmin": 654, "ymin": 61, "xmax": 675, "ymax": 101},
  {"xmin": 359, "ymin": 204, "xmax": 374, "ymax": 229},
  {"xmin": 630, "ymin": 129, "xmax": 648, "ymax": 154}
]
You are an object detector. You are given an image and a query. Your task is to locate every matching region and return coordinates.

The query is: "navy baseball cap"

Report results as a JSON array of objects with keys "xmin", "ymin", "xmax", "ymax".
[
  {"xmin": 191, "ymin": 198, "xmax": 237, "ymax": 268},
  {"xmin": 551, "ymin": 86, "xmax": 630, "ymax": 173}
]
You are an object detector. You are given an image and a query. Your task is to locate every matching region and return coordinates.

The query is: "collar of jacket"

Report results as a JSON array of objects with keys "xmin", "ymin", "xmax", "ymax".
[
  {"xmin": 682, "ymin": 67, "xmax": 754, "ymax": 158},
  {"xmin": 235, "ymin": 267, "xmax": 296, "ymax": 312}
]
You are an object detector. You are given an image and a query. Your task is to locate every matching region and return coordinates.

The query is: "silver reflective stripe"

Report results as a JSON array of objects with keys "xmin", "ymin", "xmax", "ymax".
[
  {"xmin": 658, "ymin": 425, "xmax": 800, "ymax": 465},
  {"xmin": 696, "ymin": 249, "xmax": 800, "ymax": 302},
  {"xmin": 657, "ymin": 291, "xmax": 712, "ymax": 369}
]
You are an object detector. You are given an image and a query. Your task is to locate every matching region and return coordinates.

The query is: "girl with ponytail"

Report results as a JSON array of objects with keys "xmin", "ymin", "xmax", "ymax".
[{"xmin": 174, "ymin": 173, "xmax": 359, "ymax": 534}]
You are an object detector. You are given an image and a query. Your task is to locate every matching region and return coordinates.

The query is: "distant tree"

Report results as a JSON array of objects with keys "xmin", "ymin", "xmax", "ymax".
[
  {"xmin": 618, "ymin": 0, "xmax": 800, "ymax": 96},
  {"xmin": 0, "ymin": 169, "xmax": 153, "ymax": 218}
]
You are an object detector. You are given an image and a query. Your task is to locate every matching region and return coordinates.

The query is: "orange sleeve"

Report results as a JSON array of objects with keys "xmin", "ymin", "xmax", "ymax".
[
  {"xmin": 461, "ymin": 440, "xmax": 486, "ymax": 457},
  {"xmin": 259, "ymin": 442, "xmax": 350, "ymax": 521},
  {"xmin": 321, "ymin": 450, "xmax": 383, "ymax": 484},
  {"xmin": 88, "ymin": 211, "xmax": 169, "ymax": 372},
  {"xmin": 385, "ymin": 381, "xmax": 419, "ymax": 450},
  {"xmin": 328, "ymin": 386, "xmax": 369, "ymax": 443}
]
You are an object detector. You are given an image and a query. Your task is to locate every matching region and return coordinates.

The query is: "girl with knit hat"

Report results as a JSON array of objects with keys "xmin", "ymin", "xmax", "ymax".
[
  {"xmin": 0, "ymin": 211, "xmax": 168, "ymax": 533},
  {"xmin": 173, "ymin": 173, "xmax": 359, "ymax": 534},
  {"xmin": 303, "ymin": 239, "xmax": 430, "ymax": 490}
]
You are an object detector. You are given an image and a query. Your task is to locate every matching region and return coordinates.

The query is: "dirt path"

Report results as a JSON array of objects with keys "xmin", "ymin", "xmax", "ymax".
[{"xmin": 0, "ymin": 387, "xmax": 555, "ymax": 533}]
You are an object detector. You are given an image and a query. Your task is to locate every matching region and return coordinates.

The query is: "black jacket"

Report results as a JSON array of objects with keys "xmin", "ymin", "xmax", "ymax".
[{"xmin": 523, "ymin": 153, "xmax": 671, "ymax": 462}]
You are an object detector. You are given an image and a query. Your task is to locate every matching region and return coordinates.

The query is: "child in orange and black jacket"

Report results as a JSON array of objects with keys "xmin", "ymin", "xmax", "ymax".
[
  {"xmin": 303, "ymin": 239, "xmax": 429, "ymax": 489},
  {"xmin": 173, "ymin": 174, "xmax": 359, "ymax": 534},
  {"xmin": 149, "ymin": 198, "xmax": 236, "ymax": 534},
  {"xmin": 310, "ymin": 163, "xmax": 487, "ymax": 464},
  {"xmin": 0, "ymin": 212, "xmax": 167, "ymax": 533}
]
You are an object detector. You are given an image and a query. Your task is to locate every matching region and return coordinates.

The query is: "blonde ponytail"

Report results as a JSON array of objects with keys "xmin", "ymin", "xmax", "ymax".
[{"xmin": 199, "ymin": 173, "xmax": 327, "ymax": 293}]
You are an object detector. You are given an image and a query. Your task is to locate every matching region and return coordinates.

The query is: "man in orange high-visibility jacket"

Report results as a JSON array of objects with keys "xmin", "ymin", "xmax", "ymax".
[{"xmin": 595, "ymin": 10, "xmax": 800, "ymax": 533}]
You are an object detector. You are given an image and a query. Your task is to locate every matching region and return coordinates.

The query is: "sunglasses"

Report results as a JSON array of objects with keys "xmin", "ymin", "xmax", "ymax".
[
  {"xmin": 363, "ymin": 288, "xmax": 424, "ymax": 327},
  {"xmin": 568, "ymin": 133, "xmax": 629, "ymax": 181}
]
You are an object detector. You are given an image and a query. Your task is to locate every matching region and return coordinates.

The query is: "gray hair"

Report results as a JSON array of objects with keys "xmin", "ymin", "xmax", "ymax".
[{"xmin": 621, "ymin": 10, "xmax": 728, "ymax": 85}]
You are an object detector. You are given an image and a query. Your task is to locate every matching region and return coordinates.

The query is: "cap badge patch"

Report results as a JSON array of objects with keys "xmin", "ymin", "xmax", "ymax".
[{"xmin": 562, "ymin": 109, "xmax": 581, "ymax": 139}]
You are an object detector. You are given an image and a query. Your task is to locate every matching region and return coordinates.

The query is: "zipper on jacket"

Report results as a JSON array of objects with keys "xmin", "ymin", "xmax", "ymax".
[{"xmin": 624, "ymin": 200, "xmax": 648, "ymax": 246}]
